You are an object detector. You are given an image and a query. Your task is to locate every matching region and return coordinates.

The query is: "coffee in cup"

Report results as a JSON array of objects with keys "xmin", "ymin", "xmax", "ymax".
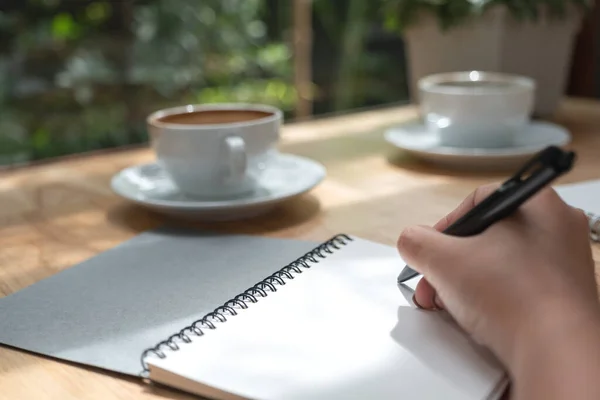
[
  {"xmin": 418, "ymin": 71, "xmax": 535, "ymax": 148},
  {"xmin": 147, "ymin": 104, "xmax": 282, "ymax": 199},
  {"xmin": 157, "ymin": 109, "xmax": 273, "ymax": 125}
]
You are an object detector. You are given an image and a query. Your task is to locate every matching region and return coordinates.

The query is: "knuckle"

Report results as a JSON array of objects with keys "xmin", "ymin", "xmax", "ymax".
[
  {"xmin": 543, "ymin": 187, "xmax": 565, "ymax": 206},
  {"xmin": 530, "ymin": 187, "xmax": 565, "ymax": 211},
  {"xmin": 542, "ymin": 187, "xmax": 561, "ymax": 202},
  {"xmin": 570, "ymin": 207, "xmax": 590, "ymax": 232}
]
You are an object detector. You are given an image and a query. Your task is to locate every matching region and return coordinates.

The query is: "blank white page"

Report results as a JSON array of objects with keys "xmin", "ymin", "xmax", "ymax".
[
  {"xmin": 147, "ymin": 237, "xmax": 505, "ymax": 400},
  {"xmin": 556, "ymin": 179, "xmax": 600, "ymax": 216}
]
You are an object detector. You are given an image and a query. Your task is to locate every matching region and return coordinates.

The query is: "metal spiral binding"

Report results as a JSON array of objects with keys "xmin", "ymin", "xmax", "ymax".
[
  {"xmin": 139, "ymin": 234, "xmax": 353, "ymax": 376},
  {"xmin": 587, "ymin": 212, "xmax": 600, "ymax": 242}
]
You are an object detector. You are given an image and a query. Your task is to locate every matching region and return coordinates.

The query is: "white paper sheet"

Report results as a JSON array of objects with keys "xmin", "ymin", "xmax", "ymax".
[{"xmin": 148, "ymin": 237, "xmax": 505, "ymax": 400}]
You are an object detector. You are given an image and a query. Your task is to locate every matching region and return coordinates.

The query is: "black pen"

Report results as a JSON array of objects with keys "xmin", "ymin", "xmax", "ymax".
[{"xmin": 397, "ymin": 145, "xmax": 576, "ymax": 283}]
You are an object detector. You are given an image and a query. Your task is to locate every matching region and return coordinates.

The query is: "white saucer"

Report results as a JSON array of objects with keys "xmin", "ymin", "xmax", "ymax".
[
  {"xmin": 384, "ymin": 120, "xmax": 571, "ymax": 170},
  {"xmin": 110, "ymin": 154, "xmax": 326, "ymax": 221}
]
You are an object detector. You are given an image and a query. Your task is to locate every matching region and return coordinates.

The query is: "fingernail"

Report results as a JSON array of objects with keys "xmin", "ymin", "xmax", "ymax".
[
  {"xmin": 434, "ymin": 294, "xmax": 444, "ymax": 310},
  {"xmin": 397, "ymin": 228, "xmax": 416, "ymax": 253},
  {"xmin": 397, "ymin": 226, "xmax": 425, "ymax": 260},
  {"xmin": 412, "ymin": 294, "xmax": 424, "ymax": 309}
]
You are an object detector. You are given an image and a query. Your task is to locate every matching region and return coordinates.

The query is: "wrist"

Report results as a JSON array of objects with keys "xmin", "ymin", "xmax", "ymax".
[
  {"xmin": 507, "ymin": 299, "xmax": 600, "ymax": 373},
  {"xmin": 506, "ymin": 302, "xmax": 600, "ymax": 400}
]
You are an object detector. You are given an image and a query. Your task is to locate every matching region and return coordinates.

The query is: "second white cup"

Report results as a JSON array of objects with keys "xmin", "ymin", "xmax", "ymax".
[{"xmin": 419, "ymin": 71, "xmax": 536, "ymax": 148}]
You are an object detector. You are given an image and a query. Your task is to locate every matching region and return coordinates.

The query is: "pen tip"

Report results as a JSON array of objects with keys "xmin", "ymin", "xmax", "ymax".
[{"xmin": 397, "ymin": 268, "xmax": 418, "ymax": 284}]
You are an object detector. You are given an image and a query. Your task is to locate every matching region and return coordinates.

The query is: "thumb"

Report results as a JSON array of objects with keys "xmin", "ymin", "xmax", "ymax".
[{"xmin": 397, "ymin": 225, "xmax": 463, "ymax": 281}]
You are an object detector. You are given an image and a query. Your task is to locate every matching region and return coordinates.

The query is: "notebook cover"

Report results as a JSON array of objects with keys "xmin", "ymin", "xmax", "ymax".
[{"xmin": 0, "ymin": 227, "xmax": 318, "ymax": 376}]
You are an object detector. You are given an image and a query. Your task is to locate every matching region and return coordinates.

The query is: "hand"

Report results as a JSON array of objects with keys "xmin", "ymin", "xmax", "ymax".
[{"xmin": 396, "ymin": 184, "xmax": 600, "ymax": 370}]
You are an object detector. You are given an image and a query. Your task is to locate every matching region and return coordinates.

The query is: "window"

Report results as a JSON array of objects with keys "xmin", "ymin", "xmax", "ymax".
[{"xmin": 0, "ymin": 0, "xmax": 408, "ymax": 166}]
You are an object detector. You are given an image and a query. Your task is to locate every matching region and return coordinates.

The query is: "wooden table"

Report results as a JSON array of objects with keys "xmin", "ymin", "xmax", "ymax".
[{"xmin": 1, "ymin": 98, "xmax": 599, "ymax": 399}]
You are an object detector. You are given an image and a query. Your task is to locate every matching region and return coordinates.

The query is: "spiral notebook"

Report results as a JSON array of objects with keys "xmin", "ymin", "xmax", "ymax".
[
  {"xmin": 0, "ymin": 228, "xmax": 506, "ymax": 400},
  {"xmin": 141, "ymin": 234, "xmax": 506, "ymax": 400}
]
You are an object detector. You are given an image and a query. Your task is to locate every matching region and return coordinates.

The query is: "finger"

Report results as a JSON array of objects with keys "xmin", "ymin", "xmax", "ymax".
[
  {"xmin": 570, "ymin": 207, "xmax": 591, "ymax": 232},
  {"xmin": 434, "ymin": 183, "xmax": 500, "ymax": 232},
  {"xmin": 521, "ymin": 187, "xmax": 576, "ymax": 227},
  {"xmin": 414, "ymin": 278, "xmax": 437, "ymax": 310},
  {"xmin": 568, "ymin": 206, "xmax": 593, "ymax": 244},
  {"xmin": 397, "ymin": 225, "xmax": 464, "ymax": 282}
]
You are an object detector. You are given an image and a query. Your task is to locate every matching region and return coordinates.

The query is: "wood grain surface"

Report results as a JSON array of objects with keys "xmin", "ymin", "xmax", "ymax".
[{"xmin": 1, "ymin": 99, "xmax": 599, "ymax": 400}]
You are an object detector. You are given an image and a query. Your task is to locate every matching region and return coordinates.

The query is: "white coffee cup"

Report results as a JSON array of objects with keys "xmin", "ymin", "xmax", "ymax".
[
  {"xmin": 418, "ymin": 71, "xmax": 535, "ymax": 148},
  {"xmin": 147, "ymin": 103, "xmax": 281, "ymax": 199}
]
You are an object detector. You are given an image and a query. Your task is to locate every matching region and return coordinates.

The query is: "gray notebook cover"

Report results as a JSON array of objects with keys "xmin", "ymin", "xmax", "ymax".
[{"xmin": 0, "ymin": 227, "xmax": 319, "ymax": 376}]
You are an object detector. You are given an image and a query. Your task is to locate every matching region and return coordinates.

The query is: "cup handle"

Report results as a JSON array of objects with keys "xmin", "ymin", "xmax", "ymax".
[{"xmin": 223, "ymin": 136, "xmax": 247, "ymax": 184}]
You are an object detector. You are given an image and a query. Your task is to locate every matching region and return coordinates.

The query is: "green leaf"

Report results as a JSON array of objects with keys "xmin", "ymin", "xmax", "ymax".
[
  {"xmin": 51, "ymin": 12, "xmax": 81, "ymax": 40},
  {"xmin": 31, "ymin": 128, "xmax": 51, "ymax": 150},
  {"xmin": 85, "ymin": 2, "xmax": 112, "ymax": 24}
]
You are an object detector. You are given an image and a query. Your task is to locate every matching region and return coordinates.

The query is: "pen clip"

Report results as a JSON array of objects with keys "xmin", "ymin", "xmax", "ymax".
[
  {"xmin": 503, "ymin": 146, "xmax": 574, "ymax": 188},
  {"xmin": 444, "ymin": 146, "xmax": 575, "ymax": 237}
]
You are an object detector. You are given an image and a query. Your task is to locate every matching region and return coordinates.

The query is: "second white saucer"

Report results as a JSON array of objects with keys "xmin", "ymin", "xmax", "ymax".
[
  {"xmin": 384, "ymin": 120, "xmax": 571, "ymax": 170},
  {"xmin": 111, "ymin": 153, "xmax": 325, "ymax": 221}
]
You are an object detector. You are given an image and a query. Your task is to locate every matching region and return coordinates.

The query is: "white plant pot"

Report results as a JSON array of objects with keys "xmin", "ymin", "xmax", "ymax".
[{"xmin": 404, "ymin": 6, "xmax": 583, "ymax": 116}]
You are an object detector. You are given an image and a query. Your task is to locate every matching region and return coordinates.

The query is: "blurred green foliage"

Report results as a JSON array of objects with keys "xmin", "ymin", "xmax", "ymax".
[{"xmin": 0, "ymin": 0, "xmax": 407, "ymax": 166}]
